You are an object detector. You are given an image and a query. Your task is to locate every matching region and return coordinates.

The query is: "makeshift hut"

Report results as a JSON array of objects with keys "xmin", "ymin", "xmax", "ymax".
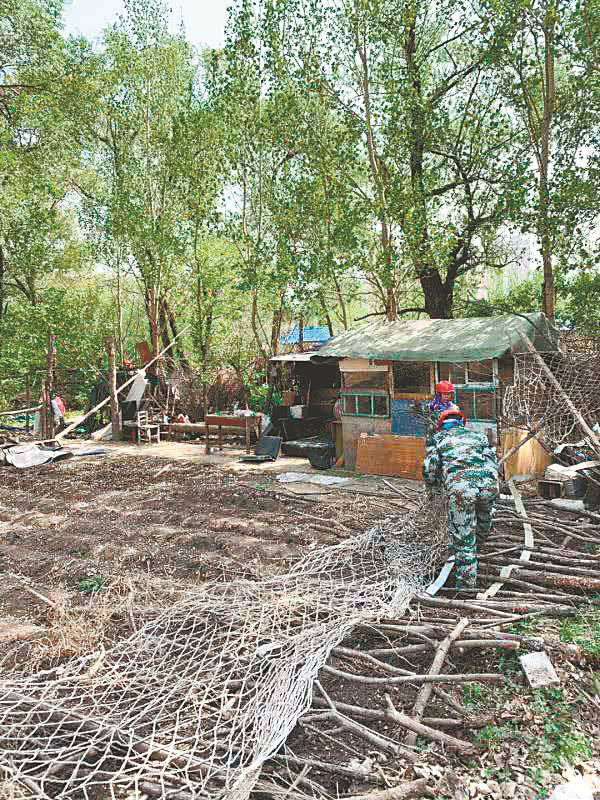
[{"xmin": 311, "ymin": 313, "xmax": 559, "ymax": 479}]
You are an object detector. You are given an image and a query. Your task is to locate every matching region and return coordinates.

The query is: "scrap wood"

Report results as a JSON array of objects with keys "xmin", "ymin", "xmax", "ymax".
[
  {"xmin": 345, "ymin": 779, "xmax": 430, "ymax": 800},
  {"xmin": 385, "ymin": 695, "xmax": 475, "ymax": 755},
  {"xmin": 404, "ymin": 617, "xmax": 469, "ymax": 748},
  {"xmin": 477, "ymin": 477, "xmax": 533, "ymax": 601}
]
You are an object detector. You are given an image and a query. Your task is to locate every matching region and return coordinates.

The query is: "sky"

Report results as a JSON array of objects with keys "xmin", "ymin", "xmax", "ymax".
[{"xmin": 62, "ymin": 0, "xmax": 229, "ymax": 48}]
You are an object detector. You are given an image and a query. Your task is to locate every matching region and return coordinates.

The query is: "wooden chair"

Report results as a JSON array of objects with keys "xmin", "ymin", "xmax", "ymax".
[{"xmin": 136, "ymin": 410, "xmax": 161, "ymax": 444}]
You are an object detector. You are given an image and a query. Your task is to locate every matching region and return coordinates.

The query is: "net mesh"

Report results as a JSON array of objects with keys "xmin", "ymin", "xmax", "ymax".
[
  {"xmin": 0, "ymin": 499, "xmax": 445, "ymax": 800},
  {"xmin": 502, "ymin": 351, "xmax": 600, "ymax": 451}
]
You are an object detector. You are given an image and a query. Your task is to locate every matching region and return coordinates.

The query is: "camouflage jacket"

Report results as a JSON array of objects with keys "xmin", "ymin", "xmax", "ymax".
[{"xmin": 423, "ymin": 426, "xmax": 498, "ymax": 493}]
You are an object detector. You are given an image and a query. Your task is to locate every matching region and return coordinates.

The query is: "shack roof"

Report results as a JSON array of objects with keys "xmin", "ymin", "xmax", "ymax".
[{"xmin": 312, "ymin": 313, "xmax": 559, "ymax": 363}]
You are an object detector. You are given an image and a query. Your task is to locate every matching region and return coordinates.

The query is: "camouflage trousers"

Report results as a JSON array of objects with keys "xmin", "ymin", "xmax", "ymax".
[{"xmin": 447, "ymin": 483, "xmax": 498, "ymax": 589}]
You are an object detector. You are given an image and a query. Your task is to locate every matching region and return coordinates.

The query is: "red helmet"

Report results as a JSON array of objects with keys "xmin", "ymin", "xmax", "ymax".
[
  {"xmin": 435, "ymin": 380, "xmax": 455, "ymax": 394},
  {"xmin": 437, "ymin": 408, "xmax": 466, "ymax": 430}
]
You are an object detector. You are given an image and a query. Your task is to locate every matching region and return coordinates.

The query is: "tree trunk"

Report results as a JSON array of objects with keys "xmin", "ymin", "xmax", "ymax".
[
  {"xmin": 0, "ymin": 244, "xmax": 6, "ymax": 321},
  {"xmin": 251, "ymin": 290, "xmax": 268, "ymax": 358},
  {"xmin": 540, "ymin": 19, "xmax": 556, "ymax": 321},
  {"xmin": 270, "ymin": 293, "xmax": 285, "ymax": 355},
  {"xmin": 105, "ymin": 336, "xmax": 120, "ymax": 441},
  {"xmin": 318, "ymin": 291, "xmax": 334, "ymax": 336}
]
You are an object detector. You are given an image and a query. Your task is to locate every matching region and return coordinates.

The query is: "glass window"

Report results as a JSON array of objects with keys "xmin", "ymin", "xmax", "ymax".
[
  {"xmin": 476, "ymin": 392, "xmax": 496, "ymax": 421},
  {"xmin": 342, "ymin": 395, "xmax": 357, "ymax": 415},
  {"xmin": 393, "ymin": 362, "xmax": 431, "ymax": 392},
  {"xmin": 455, "ymin": 388, "xmax": 497, "ymax": 421},
  {"xmin": 498, "ymin": 357, "xmax": 514, "ymax": 385},
  {"xmin": 438, "ymin": 363, "xmax": 466, "ymax": 385},
  {"xmin": 373, "ymin": 395, "xmax": 389, "ymax": 416},
  {"xmin": 342, "ymin": 371, "xmax": 388, "ymax": 391},
  {"xmin": 340, "ymin": 393, "xmax": 389, "ymax": 417},
  {"xmin": 467, "ymin": 360, "xmax": 493, "ymax": 383}
]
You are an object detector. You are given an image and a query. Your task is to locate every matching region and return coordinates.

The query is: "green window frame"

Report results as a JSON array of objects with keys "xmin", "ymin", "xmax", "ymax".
[
  {"xmin": 454, "ymin": 385, "xmax": 497, "ymax": 422},
  {"xmin": 341, "ymin": 392, "xmax": 390, "ymax": 418}
]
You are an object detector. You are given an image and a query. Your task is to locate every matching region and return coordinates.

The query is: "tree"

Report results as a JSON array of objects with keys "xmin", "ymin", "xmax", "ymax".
[{"xmin": 484, "ymin": 0, "xmax": 600, "ymax": 321}]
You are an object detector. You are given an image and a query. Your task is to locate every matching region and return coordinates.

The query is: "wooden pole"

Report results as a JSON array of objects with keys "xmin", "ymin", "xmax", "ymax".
[
  {"xmin": 105, "ymin": 336, "xmax": 120, "ymax": 441},
  {"xmin": 56, "ymin": 326, "xmax": 189, "ymax": 441},
  {"xmin": 46, "ymin": 334, "xmax": 56, "ymax": 438},
  {"xmin": 519, "ymin": 334, "xmax": 600, "ymax": 455}
]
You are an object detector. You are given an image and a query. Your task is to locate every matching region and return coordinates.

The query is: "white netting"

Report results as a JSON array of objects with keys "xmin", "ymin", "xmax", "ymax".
[
  {"xmin": 502, "ymin": 351, "xmax": 600, "ymax": 451},
  {"xmin": 0, "ymin": 501, "xmax": 445, "ymax": 800}
]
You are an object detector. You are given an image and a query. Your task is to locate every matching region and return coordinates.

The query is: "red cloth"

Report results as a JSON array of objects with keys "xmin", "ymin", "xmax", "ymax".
[{"xmin": 54, "ymin": 396, "xmax": 66, "ymax": 416}]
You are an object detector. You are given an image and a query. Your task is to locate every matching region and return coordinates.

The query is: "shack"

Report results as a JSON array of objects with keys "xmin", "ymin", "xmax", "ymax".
[{"xmin": 311, "ymin": 313, "xmax": 559, "ymax": 479}]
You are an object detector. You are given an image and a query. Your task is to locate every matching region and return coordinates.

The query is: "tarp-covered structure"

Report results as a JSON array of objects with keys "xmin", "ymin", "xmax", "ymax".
[{"xmin": 312, "ymin": 313, "xmax": 559, "ymax": 363}]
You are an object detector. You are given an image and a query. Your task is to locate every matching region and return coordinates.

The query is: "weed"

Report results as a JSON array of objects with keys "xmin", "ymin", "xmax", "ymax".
[
  {"xmin": 78, "ymin": 576, "xmax": 105, "ymax": 595},
  {"xmin": 473, "ymin": 721, "xmax": 519, "ymax": 750},
  {"xmin": 70, "ymin": 548, "xmax": 91, "ymax": 559},
  {"xmin": 463, "ymin": 682, "xmax": 484, "ymax": 707},
  {"xmin": 497, "ymin": 652, "xmax": 520, "ymax": 675},
  {"xmin": 530, "ymin": 687, "xmax": 593, "ymax": 769},
  {"xmin": 559, "ymin": 609, "xmax": 600, "ymax": 656}
]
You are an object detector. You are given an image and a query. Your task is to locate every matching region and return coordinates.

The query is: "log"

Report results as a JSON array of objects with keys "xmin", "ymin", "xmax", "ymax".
[
  {"xmin": 386, "ymin": 696, "xmax": 475, "ymax": 755},
  {"xmin": 405, "ymin": 618, "xmax": 469, "ymax": 748},
  {"xmin": 345, "ymin": 779, "xmax": 430, "ymax": 800}
]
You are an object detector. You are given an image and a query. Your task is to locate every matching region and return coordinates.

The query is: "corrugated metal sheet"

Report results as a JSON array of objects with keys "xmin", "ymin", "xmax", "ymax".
[
  {"xmin": 280, "ymin": 325, "xmax": 331, "ymax": 345},
  {"xmin": 313, "ymin": 313, "xmax": 559, "ymax": 363}
]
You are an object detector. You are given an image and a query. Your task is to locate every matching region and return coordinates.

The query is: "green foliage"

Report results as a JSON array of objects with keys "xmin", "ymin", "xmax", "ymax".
[
  {"xmin": 246, "ymin": 374, "xmax": 282, "ymax": 413},
  {"xmin": 78, "ymin": 576, "xmax": 105, "ymax": 594},
  {"xmin": 530, "ymin": 688, "xmax": 593, "ymax": 770},
  {"xmin": 559, "ymin": 608, "xmax": 600, "ymax": 656},
  {"xmin": 463, "ymin": 682, "xmax": 485, "ymax": 707}
]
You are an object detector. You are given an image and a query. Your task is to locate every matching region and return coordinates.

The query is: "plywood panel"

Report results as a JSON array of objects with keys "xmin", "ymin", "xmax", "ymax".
[
  {"xmin": 356, "ymin": 435, "xmax": 425, "ymax": 480},
  {"xmin": 502, "ymin": 428, "xmax": 552, "ymax": 478}
]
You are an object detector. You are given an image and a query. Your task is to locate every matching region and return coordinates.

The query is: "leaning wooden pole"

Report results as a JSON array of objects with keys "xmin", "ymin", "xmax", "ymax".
[
  {"xmin": 519, "ymin": 334, "xmax": 600, "ymax": 456},
  {"xmin": 105, "ymin": 336, "xmax": 120, "ymax": 442},
  {"xmin": 56, "ymin": 327, "xmax": 189, "ymax": 441}
]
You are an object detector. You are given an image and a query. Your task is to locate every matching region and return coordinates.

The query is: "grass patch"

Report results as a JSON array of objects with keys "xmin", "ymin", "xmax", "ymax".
[
  {"xmin": 78, "ymin": 576, "xmax": 106, "ymax": 595},
  {"xmin": 559, "ymin": 608, "xmax": 600, "ymax": 657}
]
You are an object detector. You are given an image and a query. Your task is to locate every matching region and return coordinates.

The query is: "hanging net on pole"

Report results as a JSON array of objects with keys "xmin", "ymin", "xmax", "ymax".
[
  {"xmin": 0, "ymin": 500, "xmax": 446, "ymax": 800},
  {"xmin": 502, "ymin": 351, "xmax": 600, "ymax": 451}
]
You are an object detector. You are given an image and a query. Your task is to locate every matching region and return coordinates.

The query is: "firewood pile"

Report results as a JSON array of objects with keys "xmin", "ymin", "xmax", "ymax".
[{"xmin": 258, "ymin": 484, "xmax": 599, "ymax": 800}]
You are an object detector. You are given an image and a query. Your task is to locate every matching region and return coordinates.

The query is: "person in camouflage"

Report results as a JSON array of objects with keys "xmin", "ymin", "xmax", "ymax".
[{"xmin": 422, "ymin": 408, "xmax": 499, "ymax": 589}]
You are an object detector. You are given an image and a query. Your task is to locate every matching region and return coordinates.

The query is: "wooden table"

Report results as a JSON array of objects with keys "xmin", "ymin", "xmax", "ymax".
[
  {"xmin": 204, "ymin": 414, "xmax": 261, "ymax": 454},
  {"xmin": 164, "ymin": 422, "xmax": 206, "ymax": 442}
]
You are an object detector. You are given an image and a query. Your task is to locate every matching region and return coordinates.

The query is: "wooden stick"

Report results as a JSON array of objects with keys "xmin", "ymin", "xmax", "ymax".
[
  {"xmin": 105, "ymin": 336, "xmax": 120, "ymax": 442},
  {"xmin": 322, "ymin": 665, "xmax": 503, "ymax": 686},
  {"xmin": 386, "ymin": 695, "xmax": 476, "ymax": 755},
  {"xmin": 346, "ymin": 779, "xmax": 430, "ymax": 800},
  {"xmin": 56, "ymin": 327, "xmax": 189, "ymax": 441},
  {"xmin": 405, "ymin": 618, "xmax": 469, "ymax": 748},
  {"xmin": 0, "ymin": 406, "xmax": 42, "ymax": 418}
]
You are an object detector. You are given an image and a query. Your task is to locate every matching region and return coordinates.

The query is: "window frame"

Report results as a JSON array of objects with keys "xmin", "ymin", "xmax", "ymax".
[{"xmin": 341, "ymin": 391, "xmax": 390, "ymax": 418}]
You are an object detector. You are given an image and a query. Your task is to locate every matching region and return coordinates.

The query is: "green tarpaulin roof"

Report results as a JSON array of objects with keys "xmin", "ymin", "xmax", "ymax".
[{"xmin": 312, "ymin": 313, "xmax": 559, "ymax": 363}]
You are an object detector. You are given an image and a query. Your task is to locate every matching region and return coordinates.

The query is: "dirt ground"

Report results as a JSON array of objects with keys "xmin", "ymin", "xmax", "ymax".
[
  {"xmin": 0, "ymin": 447, "xmax": 598, "ymax": 800},
  {"xmin": 0, "ymin": 448, "xmax": 406, "ymax": 628}
]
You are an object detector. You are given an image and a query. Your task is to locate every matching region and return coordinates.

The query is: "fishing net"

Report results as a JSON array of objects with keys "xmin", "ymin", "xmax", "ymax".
[
  {"xmin": 0, "ymin": 499, "xmax": 446, "ymax": 800},
  {"xmin": 502, "ymin": 351, "xmax": 600, "ymax": 451}
]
